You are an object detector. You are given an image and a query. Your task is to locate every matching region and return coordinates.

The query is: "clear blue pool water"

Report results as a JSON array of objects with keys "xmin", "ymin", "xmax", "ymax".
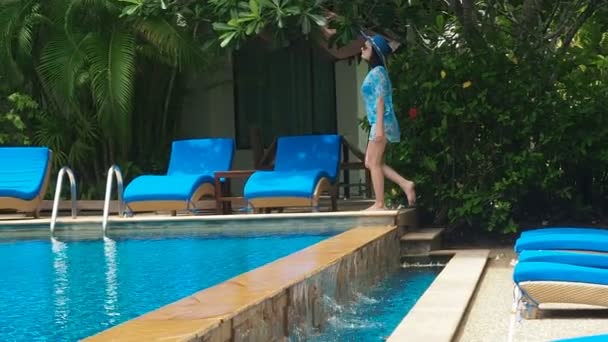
[
  {"xmin": 0, "ymin": 231, "xmax": 335, "ymax": 341},
  {"xmin": 307, "ymin": 267, "xmax": 442, "ymax": 341}
]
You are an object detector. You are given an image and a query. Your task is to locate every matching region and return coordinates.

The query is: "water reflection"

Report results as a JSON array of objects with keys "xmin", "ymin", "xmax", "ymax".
[
  {"xmin": 52, "ymin": 239, "xmax": 69, "ymax": 328},
  {"xmin": 104, "ymin": 238, "xmax": 119, "ymax": 323}
]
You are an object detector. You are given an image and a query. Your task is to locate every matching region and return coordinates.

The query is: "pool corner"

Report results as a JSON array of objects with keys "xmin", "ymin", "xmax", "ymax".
[{"xmin": 388, "ymin": 249, "xmax": 490, "ymax": 342}]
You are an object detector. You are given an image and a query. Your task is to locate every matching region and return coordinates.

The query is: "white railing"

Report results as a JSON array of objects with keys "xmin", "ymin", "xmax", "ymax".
[{"xmin": 102, "ymin": 165, "xmax": 124, "ymax": 238}]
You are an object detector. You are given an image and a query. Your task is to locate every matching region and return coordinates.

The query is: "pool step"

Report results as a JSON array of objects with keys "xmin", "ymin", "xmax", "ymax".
[{"xmin": 400, "ymin": 227, "xmax": 445, "ymax": 257}]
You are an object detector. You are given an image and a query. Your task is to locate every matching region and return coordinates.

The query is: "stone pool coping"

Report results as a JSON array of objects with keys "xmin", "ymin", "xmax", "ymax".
[
  {"xmin": 0, "ymin": 210, "xmax": 417, "ymax": 241},
  {"xmin": 0, "ymin": 209, "xmax": 401, "ymax": 230},
  {"xmin": 0, "ymin": 209, "xmax": 400, "ymax": 225},
  {"xmin": 388, "ymin": 249, "xmax": 490, "ymax": 342},
  {"xmin": 84, "ymin": 225, "xmax": 401, "ymax": 341}
]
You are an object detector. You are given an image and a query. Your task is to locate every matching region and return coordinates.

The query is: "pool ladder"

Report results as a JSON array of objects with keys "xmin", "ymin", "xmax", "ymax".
[
  {"xmin": 102, "ymin": 165, "xmax": 125, "ymax": 238},
  {"xmin": 50, "ymin": 166, "xmax": 78, "ymax": 237}
]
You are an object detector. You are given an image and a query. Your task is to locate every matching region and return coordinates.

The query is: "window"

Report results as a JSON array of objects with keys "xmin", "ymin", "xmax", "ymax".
[{"xmin": 234, "ymin": 38, "xmax": 337, "ymax": 148}]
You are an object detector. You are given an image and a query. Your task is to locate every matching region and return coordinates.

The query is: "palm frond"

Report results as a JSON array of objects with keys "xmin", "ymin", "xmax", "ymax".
[
  {"xmin": 33, "ymin": 108, "xmax": 99, "ymax": 169},
  {"xmin": 32, "ymin": 110, "xmax": 69, "ymax": 169},
  {"xmin": 42, "ymin": 0, "xmax": 70, "ymax": 26},
  {"xmin": 136, "ymin": 44, "xmax": 176, "ymax": 65},
  {"xmin": 0, "ymin": 0, "xmax": 37, "ymax": 86},
  {"xmin": 84, "ymin": 27, "xmax": 135, "ymax": 141},
  {"xmin": 15, "ymin": 4, "xmax": 41, "ymax": 63},
  {"xmin": 37, "ymin": 34, "xmax": 86, "ymax": 110},
  {"xmin": 133, "ymin": 17, "xmax": 209, "ymax": 71},
  {"xmin": 67, "ymin": 114, "xmax": 99, "ymax": 166}
]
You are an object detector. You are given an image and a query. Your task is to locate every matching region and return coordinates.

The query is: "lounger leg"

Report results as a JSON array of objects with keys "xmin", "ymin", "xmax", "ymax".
[
  {"xmin": 171, "ymin": 210, "xmax": 177, "ymax": 216},
  {"xmin": 330, "ymin": 185, "xmax": 338, "ymax": 212},
  {"xmin": 512, "ymin": 285, "xmax": 539, "ymax": 320},
  {"xmin": 33, "ymin": 208, "xmax": 40, "ymax": 219},
  {"xmin": 522, "ymin": 301, "xmax": 539, "ymax": 319}
]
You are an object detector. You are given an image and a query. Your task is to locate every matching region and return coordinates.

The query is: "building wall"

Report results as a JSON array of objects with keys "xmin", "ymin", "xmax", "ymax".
[
  {"xmin": 335, "ymin": 59, "xmax": 369, "ymax": 195},
  {"xmin": 179, "ymin": 54, "xmax": 235, "ymax": 139},
  {"xmin": 178, "ymin": 54, "xmax": 254, "ymax": 171},
  {"xmin": 178, "ymin": 54, "xmax": 368, "ymax": 196}
]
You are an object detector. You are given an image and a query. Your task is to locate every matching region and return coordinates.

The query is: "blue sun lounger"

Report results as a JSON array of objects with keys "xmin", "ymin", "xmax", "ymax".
[
  {"xmin": 518, "ymin": 250, "xmax": 608, "ymax": 268},
  {"xmin": 520, "ymin": 227, "xmax": 608, "ymax": 238},
  {"xmin": 513, "ymin": 250, "xmax": 608, "ymax": 318},
  {"xmin": 515, "ymin": 227, "xmax": 608, "ymax": 253},
  {"xmin": 554, "ymin": 334, "xmax": 608, "ymax": 342},
  {"xmin": 123, "ymin": 138, "xmax": 234, "ymax": 214},
  {"xmin": 244, "ymin": 134, "xmax": 341, "ymax": 212},
  {"xmin": 0, "ymin": 147, "xmax": 52, "ymax": 218}
]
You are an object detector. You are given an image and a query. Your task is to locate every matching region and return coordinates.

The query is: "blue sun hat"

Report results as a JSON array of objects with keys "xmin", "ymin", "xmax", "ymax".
[{"xmin": 361, "ymin": 31, "xmax": 393, "ymax": 67}]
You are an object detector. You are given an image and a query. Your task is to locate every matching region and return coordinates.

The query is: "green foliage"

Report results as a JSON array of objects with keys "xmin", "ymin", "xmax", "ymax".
[
  {"xmin": 1, "ymin": 0, "xmax": 607, "ymax": 233},
  {"xmin": 0, "ymin": 92, "xmax": 40, "ymax": 145},
  {"xmin": 0, "ymin": 0, "xmax": 214, "ymax": 198},
  {"xmin": 209, "ymin": 0, "xmax": 327, "ymax": 48},
  {"xmin": 382, "ymin": 1, "xmax": 608, "ymax": 233}
]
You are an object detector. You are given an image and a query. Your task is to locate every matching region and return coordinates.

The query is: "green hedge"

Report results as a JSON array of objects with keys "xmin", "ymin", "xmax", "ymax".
[{"xmin": 386, "ymin": 35, "xmax": 608, "ymax": 233}]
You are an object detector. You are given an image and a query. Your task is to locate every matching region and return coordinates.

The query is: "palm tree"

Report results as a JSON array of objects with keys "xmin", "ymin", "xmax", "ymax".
[{"xmin": 0, "ymin": 0, "xmax": 210, "ymax": 197}]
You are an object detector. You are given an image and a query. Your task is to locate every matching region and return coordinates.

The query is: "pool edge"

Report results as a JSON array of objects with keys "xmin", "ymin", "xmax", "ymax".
[
  {"xmin": 0, "ymin": 210, "xmax": 408, "ymax": 240},
  {"xmin": 387, "ymin": 249, "xmax": 490, "ymax": 342},
  {"xmin": 83, "ymin": 223, "xmax": 406, "ymax": 341}
]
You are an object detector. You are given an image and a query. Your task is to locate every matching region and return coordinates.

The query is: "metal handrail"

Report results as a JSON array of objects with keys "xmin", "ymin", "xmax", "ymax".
[
  {"xmin": 102, "ymin": 165, "xmax": 124, "ymax": 238},
  {"xmin": 50, "ymin": 166, "xmax": 78, "ymax": 236}
]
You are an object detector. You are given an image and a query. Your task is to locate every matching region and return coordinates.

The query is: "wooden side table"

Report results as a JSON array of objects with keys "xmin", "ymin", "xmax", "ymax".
[{"xmin": 214, "ymin": 170, "xmax": 256, "ymax": 214}]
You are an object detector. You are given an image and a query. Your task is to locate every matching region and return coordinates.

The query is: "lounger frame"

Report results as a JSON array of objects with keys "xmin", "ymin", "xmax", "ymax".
[
  {"xmin": 519, "ymin": 281, "xmax": 608, "ymax": 318},
  {"xmin": 126, "ymin": 182, "xmax": 215, "ymax": 214},
  {"xmin": 248, "ymin": 177, "xmax": 338, "ymax": 212}
]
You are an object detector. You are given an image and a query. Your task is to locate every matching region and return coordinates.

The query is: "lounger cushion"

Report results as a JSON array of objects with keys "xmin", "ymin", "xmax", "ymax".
[
  {"xmin": 520, "ymin": 227, "xmax": 608, "ymax": 239},
  {"xmin": 515, "ymin": 233, "xmax": 608, "ymax": 253},
  {"xmin": 519, "ymin": 250, "xmax": 608, "ymax": 270},
  {"xmin": 243, "ymin": 134, "xmax": 341, "ymax": 203},
  {"xmin": 167, "ymin": 138, "xmax": 234, "ymax": 175},
  {"xmin": 514, "ymin": 261, "xmax": 608, "ymax": 286},
  {"xmin": 124, "ymin": 138, "xmax": 235, "ymax": 205},
  {"xmin": 555, "ymin": 334, "xmax": 608, "ymax": 342},
  {"xmin": 0, "ymin": 147, "xmax": 50, "ymax": 200},
  {"xmin": 124, "ymin": 174, "xmax": 214, "ymax": 203},
  {"xmin": 274, "ymin": 135, "xmax": 341, "ymax": 183},
  {"xmin": 244, "ymin": 170, "xmax": 326, "ymax": 199}
]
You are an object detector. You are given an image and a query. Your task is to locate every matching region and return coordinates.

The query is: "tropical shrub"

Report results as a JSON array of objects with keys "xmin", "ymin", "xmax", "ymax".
[
  {"xmin": 0, "ymin": 0, "xmax": 212, "ymax": 198},
  {"xmin": 0, "ymin": 93, "xmax": 40, "ymax": 145},
  {"xmin": 208, "ymin": 0, "xmax": 608, "ymax": 233}
]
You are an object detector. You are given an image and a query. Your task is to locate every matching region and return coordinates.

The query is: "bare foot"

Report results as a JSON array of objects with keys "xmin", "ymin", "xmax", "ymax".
[
  {"xmin": 404, "ymin": 181, "xmax": 416, "ymax": 207},
  {"xmin": 364, "ymin": 203, "xmax": 387, "ymax": 211}
]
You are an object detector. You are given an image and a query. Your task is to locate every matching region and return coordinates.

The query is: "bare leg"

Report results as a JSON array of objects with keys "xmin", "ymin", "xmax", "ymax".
[
  {"xmin": 382, "ymin": 165, "xmax": 416, "ymax": 206},
  {"xmin": 364, "ymin": 139, "xmax": 387, "ymax": 210}
]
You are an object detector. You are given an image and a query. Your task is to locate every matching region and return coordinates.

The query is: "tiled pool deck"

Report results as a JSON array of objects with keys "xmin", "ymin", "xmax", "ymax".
[
  {"xmin": 457, "ymin": 248, "xmax": 608, "ymax": 342},
  {"xmin": 389, "ymin": 250, "xmax": 489, "ymax": 341}
]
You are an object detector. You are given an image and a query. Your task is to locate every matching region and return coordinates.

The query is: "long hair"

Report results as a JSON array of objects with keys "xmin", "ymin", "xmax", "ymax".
[{"xmin": 368, "ymin": 47, "xmax": 385, "ymax": 69}]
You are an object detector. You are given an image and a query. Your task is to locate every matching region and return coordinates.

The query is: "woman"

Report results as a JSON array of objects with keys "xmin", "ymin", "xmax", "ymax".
[{"xmin": 360, "ymin": 34, "xmax": 416, "ymax": 210}]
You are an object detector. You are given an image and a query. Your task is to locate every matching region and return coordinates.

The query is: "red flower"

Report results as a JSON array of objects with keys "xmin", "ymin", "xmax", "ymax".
[{"xmin": 408, "ymin": 107, "xmax": 418, "ymax": 120}]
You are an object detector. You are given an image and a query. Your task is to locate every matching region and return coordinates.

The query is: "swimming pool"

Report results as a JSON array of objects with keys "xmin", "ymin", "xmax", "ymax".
[
  {"xmin": 306, "ymin": 267, "xmax": 442, "ymax": 341},
  {"xmin": 0, "ymin": 230, "xmax": 340, "ymax": 341}
]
